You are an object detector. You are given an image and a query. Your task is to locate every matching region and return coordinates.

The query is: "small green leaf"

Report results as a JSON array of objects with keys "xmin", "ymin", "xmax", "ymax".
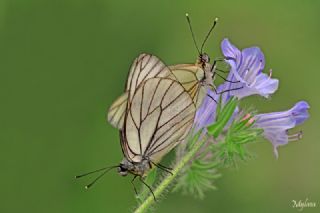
[{"xmin": 207, "ymin": 97, "xmax": 238, "ymax": 138}]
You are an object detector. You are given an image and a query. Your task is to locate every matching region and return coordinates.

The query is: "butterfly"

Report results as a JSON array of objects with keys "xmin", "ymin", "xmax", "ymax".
[
  {"xmin": 118, "ymin": 76, "xmax": 195, "ymax": 176},
  {"xmin": 76, "ymin": 14, "xmax": 238, "ymax": 199},
  {"xmin": 77, "ymin": 54, "xmax": 196, "ymax": 200},
  {"xmin": 108, "ymin": 14, "xmax": 236, "ymax": 130}
]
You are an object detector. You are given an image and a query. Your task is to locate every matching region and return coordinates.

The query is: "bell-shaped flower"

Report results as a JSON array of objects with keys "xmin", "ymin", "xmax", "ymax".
[{"xmin": 254, "ymin": 101, "xmax": 310, "ymax": 158}]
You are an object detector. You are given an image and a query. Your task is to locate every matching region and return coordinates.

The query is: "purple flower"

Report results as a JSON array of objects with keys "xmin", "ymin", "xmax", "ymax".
[
  {"xmin": 194, "ymin": 89, "xmax": 219, "ymax": 131},
  {"xmin": 254, "ymin": 101, "xmax": 310, "ymax": 158},
  {"xmin": 220, "ymin": 38, "xmax": 279, "ymax": 99}
]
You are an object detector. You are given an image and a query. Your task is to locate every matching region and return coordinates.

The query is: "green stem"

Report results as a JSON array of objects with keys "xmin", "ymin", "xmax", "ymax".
[{"xmin": 134, "ymin": 135, "xmax": 206, "ymax": 213}]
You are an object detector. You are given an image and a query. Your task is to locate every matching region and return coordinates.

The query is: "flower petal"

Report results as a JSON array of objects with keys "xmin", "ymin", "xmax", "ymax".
[
  {"xmin": 194, "ymin": 89, "xmax": 219, "ymax": 131},
  {"xmin": 221, "ymin": 38, "xmax": 241, "ymax": 62},
  {"xmin": 239, "ymin": 47, "xmax": 265, "ymax": 78},
  {"xmin": 252, "ymin": 73, "xmax": 279, "ymax": 98},
  {"xmin": 291, "ymin": 101, "xmax": 310, "ymax": 125}
]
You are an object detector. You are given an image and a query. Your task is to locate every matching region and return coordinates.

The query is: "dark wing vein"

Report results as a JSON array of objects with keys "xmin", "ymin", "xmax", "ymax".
[
  {"xmin": 158, "ymin": 102, "xmax": 193, "ymax": 130},
  {"xmin": 142, "ymin": 79, "xmax": 174, "ymax": 155},
  {"xmin": 147, "ymin": 112, "xmax": 194, "ymax": 154},
  {"xmin": 140, "ymin": 58, "xmax": 160, "ymax": 83},
  {"xmin": 129, "ymin": 107, "xmax": 139, "ymax": 130},
  {"xmin": 144, "ymin": 79, "xmax": 161, "ymax": 121},
  {"xmin": 162, "ymin": 90, "xmax": 185, "ymax": 111},
  {"xmin": 147, "ymin": 116, "xmax": 194, "ymax": 155},
  {"xmin": 116, "ymin": 110, "xmax": 125, "ymax": 128},
  {"xmin": 181, "ymin": 79, "xmax": 198, "ymax": 84},
  {"xmin": 174, "ymin": 68, "xmax": 198, "ymax": 73},
  {"xmin": 146, "ymin": 102, "xmax": 193, "ymax": 152},
  {"xmin": 109, "ymin": 102, "xmax": 124, "ymax": 123}
]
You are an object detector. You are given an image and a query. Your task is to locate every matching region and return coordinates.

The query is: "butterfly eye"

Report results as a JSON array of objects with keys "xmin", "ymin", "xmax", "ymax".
[
  {"xmin": 118, "ymin": 164, "xmax": 125, "ymax": 171},
  {"xmin": 118, "ymin": 165, "xmax": 128, "ymax": 176}
]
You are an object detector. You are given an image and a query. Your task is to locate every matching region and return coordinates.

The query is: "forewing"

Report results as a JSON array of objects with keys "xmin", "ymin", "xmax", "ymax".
[
  {"xmin": 122, "ymin": 77, "xmax": 196, "ymax": 163},
  {"xmin": 107, "ymin": 54, "xmax": 172, "ymax": 130},
  {"xmin": 169, "ymin": 64, "xmax": 204, "ymax": 107},
  {"xmin": 126, "ymin": 53, "xmax": 172, "ymax": 101}
]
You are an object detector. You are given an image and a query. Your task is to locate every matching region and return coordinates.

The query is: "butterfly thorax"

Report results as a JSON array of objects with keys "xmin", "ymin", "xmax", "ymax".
[
  {"xmin": 204, "ymin": 66, "xmax": 214, "ymax": 87},
  {"xmin": 196, "ymin": 53, "xmax": 215, "ymax": 87},
  {"xmin": 118, "ymin": 158, "xmax": 151, "ymax": 177}
]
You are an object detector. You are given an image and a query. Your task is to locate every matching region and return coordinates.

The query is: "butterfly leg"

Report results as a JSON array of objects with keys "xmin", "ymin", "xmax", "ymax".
[
  {"xmin": 131, "ymin": 175, "xmax": 138, "ymax": 196},
  {"xmin": 215, "ymin": 86, "xmax": 244, "ymax": 95},
  {"xmin": 211, "ymin": 58, "xmax": 238, "ymax": 84},
  {"xmin": 157, "ymin": 163, "xmax": 173, "ymax": 171},
  {"xmin": 139, "ymin": 177, "xmax": 157, "ymax": 202},
  {"xmin": 209, "ymin": 83, "xmax": 243, "ymax": 96},
  {"xmin": 211, "ymin": 57, "xmax": 232, "ymax": 76},
  {"xmin": 211, "ymin": 57, "xmax": 226, "ymax": 72},
  {"xmin": 215, "ymin": 72, "xmax": 240, "ymax": 83},
  {"xmin": 206, "ymin": 93, "xmax": 217, "ymax": 103},
  {"xmin": 215, "ymin": 68, "xmax": 229, "ymax": 73},
  {"xmin": 151, "ymin": 161, "xmax": 173, "ymax": 175}
]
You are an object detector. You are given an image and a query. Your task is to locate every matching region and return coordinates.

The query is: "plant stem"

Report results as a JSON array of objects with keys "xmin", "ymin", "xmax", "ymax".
[{"xmin": 134, "ymin": 135, "xmax": 206, "ymax": 213}]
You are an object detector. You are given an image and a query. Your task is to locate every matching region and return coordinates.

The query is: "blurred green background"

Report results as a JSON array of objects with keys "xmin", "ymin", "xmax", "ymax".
[{"xmin": 1, "ymin": 0, "xmax": 319, "ymax": 212}]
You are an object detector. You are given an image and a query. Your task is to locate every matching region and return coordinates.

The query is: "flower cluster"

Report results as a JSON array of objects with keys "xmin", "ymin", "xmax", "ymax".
[
  {"xmin": 195, "ymin": 39, "xmax": 310, "ymax": 158},
  {"xmin": 139, "ymin": 38, "xmax": 311, "ymax": 206}
]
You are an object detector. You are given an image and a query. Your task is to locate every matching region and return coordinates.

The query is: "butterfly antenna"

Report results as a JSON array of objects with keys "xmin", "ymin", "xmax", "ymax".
[
  {"xmin": 200, "ymin": 17, "xmax": 219, "ymax": 53},
  {"xmin": 75, "ymin": 165, "xmax": 118, "ymax": 179},
  {"xmin": 186, "ymin": 13, "xmax": 201, "ymax": 55},
  {"xmin": 84, "ymin": 166, "xmax": 118, "ymax": 189}
]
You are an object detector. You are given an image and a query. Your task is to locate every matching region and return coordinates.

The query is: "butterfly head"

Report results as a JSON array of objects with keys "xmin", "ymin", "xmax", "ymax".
[
  {"xmin": 118, "ymin": 166, "xmax": 128, "ymax": 176},
  {"xmin": 118, "ymin": 160, "xmax": 131, "ymax": 176},
  {"xmin": 118, "ymin": 158, "xmax": 151, "ymax": 177},
  {"xmin": 199, "ymin": 53, "xmax": 210, "ymax": 64},
  {"xmin": 197, "ymin": 53, "xmax": 211, "ymax": 70}
]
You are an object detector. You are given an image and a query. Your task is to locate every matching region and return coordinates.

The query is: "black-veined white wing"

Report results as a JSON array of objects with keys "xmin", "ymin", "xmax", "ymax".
[
  {"xmin": 107, "ymin": 54, "xmax": 174, "ymax": 129},
  {"xmin": 169, "ymin": 64, "xmax": 206, "ymax": 108},
  {"xmin": 126, "ymin": 53, "xmax": 173, "ymax": 100},
  {"xmin": 120, "ymin": 77, "xmax": 196, "ymax": 163}
]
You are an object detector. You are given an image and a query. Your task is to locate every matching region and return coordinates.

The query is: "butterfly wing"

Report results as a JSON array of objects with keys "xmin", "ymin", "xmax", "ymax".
[
  {"xmin": 126, "ymin": 53, "xmax": 173, "ymax": 101},
  {"xmin": 107, "ymin": 53, "xmax": 173, "ymax": 129},
  {"xmin": 169, "ymin": 64, "xmax": 206, "ymax": 108},
  {"xmin": 121, "ymin": 77, "xmax": 196, "ymax": 163},
  {"xmin": 107, "ymin": 92, "xmax": 128, "ymax": 128}
]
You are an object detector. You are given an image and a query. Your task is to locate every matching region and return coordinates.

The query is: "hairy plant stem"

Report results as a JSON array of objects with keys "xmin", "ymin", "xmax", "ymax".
[{"xmin": 134, "ymin": 134, "xmax": 207, "ymax": 213}]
